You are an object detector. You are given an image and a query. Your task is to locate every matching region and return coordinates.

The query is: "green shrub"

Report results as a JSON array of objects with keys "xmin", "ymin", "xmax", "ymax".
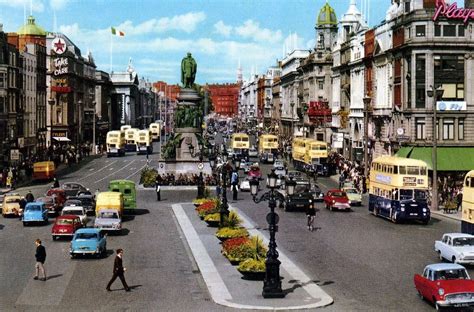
[
  {"xmin": 238, "ymin": 258, "xmax": 266, "ymax": 272},
  {"xmin": 223, "ymin": 211, "xmax": 242, "ymax": 228},
  {"xmin": 140, "ymin": 167, "xmax": 158, "ymax": 187},
  {"xmin": 223, "ymin": 242, "xmax": 255, "ymax": 262},
  {"xmin": 216, "ymin": 227, "xmax": 249, "ymax": 240},
  {"xmin": 204, "ymin": 212, "xmax": 221, "ymax": 222}
]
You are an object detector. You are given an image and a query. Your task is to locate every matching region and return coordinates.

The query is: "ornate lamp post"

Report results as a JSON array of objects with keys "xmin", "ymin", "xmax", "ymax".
[
  {"xmin": 363, "ymin": 94, "xmax": 372, "ymax": 179},
  {"xmin": 290, "ymin": 102, "xmax": 295, "ymax": 137},
  {"xmin": 188, "ymin": 142, "xmax": 207, "ymax": 199},
  {"xmin": 250, "ymin": 170, "xmax": 296, "ymax": 298},
  {"xmin": 427, "ymin": 85, "xmax": 444, "ymax": 211}
]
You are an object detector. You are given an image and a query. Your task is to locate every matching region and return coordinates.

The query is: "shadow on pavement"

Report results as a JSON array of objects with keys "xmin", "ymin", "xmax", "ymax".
[
  {"xmin": 0, "ymin": 224, "xmax": 4, "ymax": 230},
  {"xmin": 47, "ymin": 274, "xmax": 63, "ymax": 280},
  {"xmin": 132, "ymin": 209, "xmax": 150, "ymax": 215},
  {"xmin": 122, "ymin": 215, "xmax": 135, "ymax": 222}
]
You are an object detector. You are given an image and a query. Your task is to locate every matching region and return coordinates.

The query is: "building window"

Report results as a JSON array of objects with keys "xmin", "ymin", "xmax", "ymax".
[
  {"xmin": 434, "ymin": 55, "xmax": 464, "ymax": 101},
  {"xmin": 416, "ymin": 117, "xmax": 425, "ymax": 140},
  {"xmin": 435, "ymin": 25, "xmax": 441, "ymax": 37},
  {"xmin": 443, "ymin": 25, "xmax": 456, "ymax": 37},
  {"xmin": 458, "ymin": 118, "xmax": 465, "ymax": 140},
  {"xmin": 443, "ymin": 118, "xmax": 454, "ymax": 140},
  {"xmin": 318, "ymin": 81, "xmax": 324, "ymax": 90},
  {"xmin": 404, "ymin": 0, "xmax": 410, "ymax": 13},
  {"xmin": 415, "ymin": 54, "xmax": 426, "ymax": 108},
  {"xmin": 407, "ymin": 26, "xmax": 411, "ymax": 39},
  {"xmin": 458, "ymin": 26, "xmax": 465, "ymax": 37},
  {"xmin": 416, "ymin": 25, "xmax": 426, "ymax": 37}
]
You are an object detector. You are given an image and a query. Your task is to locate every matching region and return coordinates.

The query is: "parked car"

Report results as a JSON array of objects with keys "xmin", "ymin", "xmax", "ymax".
[
  {"xmin": 22, "ymin": 202, "xmax": 48, "ymax": 226},
  {"xmin": 435, "ymin": 233, "xmax": 474, "ymax": 264},
  {"xmin": 239, "ymin": 179, "xmax": 251, "ymax": 192},
  {"xmin": 61, "ymin": 182, "xmax": 88, "ymax": 198},
  {"xmin": 247, "ymin": 165, "xmax": 262, "ymax": 180},
  {"xmin": 2, "ymin": 193, "xmax": 22, "ymax": 217},
  {"xmin": 46, "ymin": 188, "xmax": 67, "ymax": 209},
  {"xmin": 414, "ymin": 263, "xmax": 474, "ymax": 310},
  {"xmin": 273, "ymin": 160, "xmax": 285, "ymax": 169},
  {"xmin": 51, "ymin": 215, "xmax": 82, "ymax": 240},
  {"xmin": 287, "ymin": 170, "xmax": 302, "ymax": 179},
  {"xmin": 37, "ymin": 196, "xmax": 60, "ymax": 216},
  {"xmin": 62, "ymin": 205, "xmax": 88, "ymax": 226},
  {"xmin": 342, "ymin": 187, "xmax": 362, "ymax": 206},
  {"xmin": 94, "ymin": 209, "xmax": 122, "ymax": 232},
  {"xmin": 70, "ymin": 228, "xmax": 107, "ymax": 258},
  {"xmin": 324, "ymin": 189, "xmax": 351, "ymax": 211},
  {"xmin": 274, "ymin": 166, "xmax": 287, "ymax": 178}
]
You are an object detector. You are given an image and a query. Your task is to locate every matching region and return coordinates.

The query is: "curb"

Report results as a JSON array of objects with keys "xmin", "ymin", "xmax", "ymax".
[
  {"xmin": 172, "ymin": 203, "xmax": 334, "ymax": 310},
  {"xmin": 431, "ymin": 210, "xmax": 461, "ymax": 222},
  {"xmin": 137, "ymin": 185, "xmax": 217, "ymax": 191}
]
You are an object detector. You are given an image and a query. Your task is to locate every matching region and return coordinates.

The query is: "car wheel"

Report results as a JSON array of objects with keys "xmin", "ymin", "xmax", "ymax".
[
  {"xmin": 438, "ymin": 251, "xmax": 443, "ymax": 261},
  {"xmin": 391, "ymin": 213, "xmax": 398, "ymax": 224},
  {"xmin": 23, "ymin": 222, "xmax": 27, "ymax": 226},
  {"xmin": 70, "ymin": 254, "xmax": 76, "ymax": 259},
  {"xmin": 373, "ymin": 208, "xmax": 378, "ymax": 217},
  {"xmin": 283, "ymin": 202, "xmax": 289, "ymax": 212},
  {"xmin": 330, "ymin": 205, "xmax": 333, "ymax": 211},
  {"xmin": 452, "ymin": 256, "xmax": 457, "ymax": 263},
  {"xmin": 52, "ymin": 236, "xmax": 57, "ymax": 241}
]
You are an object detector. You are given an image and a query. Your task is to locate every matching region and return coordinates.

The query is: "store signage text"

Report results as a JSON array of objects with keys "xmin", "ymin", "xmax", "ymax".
[
  {"xmin": 433, "ymin": 0, "xmax": 474, "ymax": 24},
  {"xmin": 436, "ymin": 101, "xmax": 466, "ymax": 111},
  {"xmin": 53, "ymin": 58, "xmax": 68, "ymax": 76}
]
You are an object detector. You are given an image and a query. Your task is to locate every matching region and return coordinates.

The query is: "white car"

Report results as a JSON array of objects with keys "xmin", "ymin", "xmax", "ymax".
[
  {"xmin": 239, "ymin": 179, "xmax": 251, "ymax": 192},
  {"xmin": 274, "ymin": 166, "xmax": 286, "ymax": 178},
  {"xmin": 273, "ymin": 160, "xmax": 284, "ymax": 169},
  {"xmin": 249, "ymin": 147, "xmax": 258, "ymax": 158},
  {"xmin": 62, "ymin": 205, "xmax": 89, "ymax": 227},
  {"xmin": 435, "ymin": 233, "xmax": 474, "ymax": 264}
]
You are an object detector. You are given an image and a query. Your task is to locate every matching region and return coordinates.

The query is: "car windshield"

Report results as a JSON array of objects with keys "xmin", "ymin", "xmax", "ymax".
[
  {"xmin": 65, "ymin": 201, "xmax": 81, "ymax": 206},
  {"xmin": 6, "ymin": 198, "xmax": 20, "ymax": 203},
  {"xmin": 295, "ymin": 185, "xmax": 310, "ymax": 193},
  {"xmin": 332, "ymin": 192, "xmax": 346, "ymax": 198},
  {"xmin": 345, "ymin": 188, "xmax": 357, "ymax": 194},
  {"xmin": 27, "ymin": 206, "xmax": 41, "ymax": 211},
  {"xmin": 63, "ymin": 210, "xmax": 83, "ymax": 216},
  {"xmin": 100, "ymin": 212, "xmax": 119, "ymax": 219},
  {"xmin": 75, "ymin": 233, "xmax": 97, "ymax": 240},
  {"xmin": 453, "ymin": 237, "xmax": 474, "ymax": 246},
  {"xmin": 38, "ymin": 197, "xmax": 53, "ymax": 203},
  {"xmin": 57, "ymin": 219, "xmax": 74, "ymax": 225},
  {"xmin": 434, "ymin": 269, "xmax": 469, "ymax": 280}
]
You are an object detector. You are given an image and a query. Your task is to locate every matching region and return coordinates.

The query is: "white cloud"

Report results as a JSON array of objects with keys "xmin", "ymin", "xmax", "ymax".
[
  {"xmin": 50, "ymin": 0, "xmax": 69, "ymax": 10},
  {"xmin": 116, "ymin": 12, "xmax": 206, "ymax": 36},
  {"xmin": 213, "ymin": 20, "xmax": 232, "ymax": 37},
  {"xmin": 0, "ymin": 0, "xmax": 44, "ymax": 12},
  {"xmin": 235, "ymin": 20, "xmax": 282, "ymax": 44}
]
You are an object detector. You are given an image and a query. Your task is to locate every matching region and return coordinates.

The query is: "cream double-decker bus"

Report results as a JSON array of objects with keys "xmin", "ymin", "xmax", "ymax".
[
  {"xmin": 136, "ymin": 129, "xmax": 153, "ymax": 155},
  {"xmin": 291, "ymin": 137, "xmax": 308, "ymax": 165},
  {"xmin": 461, "ymin": 171, "xmax": 474, "ymax": 234},
  {"xmin": 230, "ymin": 133, "xmax": 250, "ymax": 159},
  {"xmin": 258, "ymin": 134, "xmax": 278, "ymax": 163},
  {"xmin": 125, "ymin": 128, "xmax": 139, "ymax": 152},
  {"xmin": 369, "ymin": 156, "xmax": 430, "ymax": 224},
  {"xmin": 106, "ymin": 131, "xmax": 125, "ymax": 157},
  {"xmin": 149, "ymin": 122, "xmax": 161, "ymax": 142}
]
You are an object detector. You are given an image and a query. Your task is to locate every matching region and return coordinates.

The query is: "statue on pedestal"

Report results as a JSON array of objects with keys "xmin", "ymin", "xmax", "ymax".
[{"xmin": 181, "ymin": 52, "xmax": 197, "ymax": 88}]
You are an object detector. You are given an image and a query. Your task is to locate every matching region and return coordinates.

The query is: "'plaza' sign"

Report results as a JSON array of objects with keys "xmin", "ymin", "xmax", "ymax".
[{"xmin": 433, "ymin": 0, "xmax": 474, "ymax": 24}]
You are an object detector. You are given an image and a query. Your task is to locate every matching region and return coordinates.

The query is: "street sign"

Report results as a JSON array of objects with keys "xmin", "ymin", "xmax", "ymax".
[
  {"xmin": 157, "ymin": 162, "xmax": 166, "ymax": 174},
  {"xmin": 197, "ymin": 163, "xmax": 204, "ymax": 170},
  {"xmin": 10, "ymin": 149, "xmax": 20, "ymax": 161}
]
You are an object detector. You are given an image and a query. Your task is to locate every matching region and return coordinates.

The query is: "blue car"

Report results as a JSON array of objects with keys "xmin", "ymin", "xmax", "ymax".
[
  {"xmin": 70, "ymin": 228, "xmax": 107, "ymax": 258},
  {"xmin": 23, "ymin": 202, "xmax": 48, "ymax": 226}
]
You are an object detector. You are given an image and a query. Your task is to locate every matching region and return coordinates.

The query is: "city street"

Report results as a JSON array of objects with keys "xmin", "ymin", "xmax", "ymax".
[{"xmin": 0, "ymin": 140, "xmax": 467, "ymax": 311}]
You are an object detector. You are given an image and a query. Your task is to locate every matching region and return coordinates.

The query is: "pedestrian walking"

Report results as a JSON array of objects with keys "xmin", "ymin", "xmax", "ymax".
[
  {"xmin": 155, "ymin": 179, "xmax": 161, "ymax": 201},
  {"xmin": 53, "ymin": 177, "xmax": 60, "ymax": 188},
  {"xmin": 231, "ymin": 170, "xmax": 238, "ymax": 200},
  {"xmin": 34, "ymin": 239, "xmax": 47, "ymax": 281},
  {"xmin": 106, "ymin": 248, "xmax": 130, "ymax": 292},
  {"xmin": 26, "ymin": 190, "xmax": 35, "ymax": 203},
  {"xmin": 306, "ymin": 202, "xmax": 316, "ymax": 232}
]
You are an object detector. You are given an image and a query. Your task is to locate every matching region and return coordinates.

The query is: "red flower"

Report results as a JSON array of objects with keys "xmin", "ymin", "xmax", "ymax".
[{"xmin": 222, "ymin": 237, "xmax": 250, "ymax": 252}]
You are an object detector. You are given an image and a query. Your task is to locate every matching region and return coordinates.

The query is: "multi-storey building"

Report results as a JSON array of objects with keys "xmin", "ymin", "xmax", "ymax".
[
  {"xmin": 206, "ymin": 83, "xmax": 239, "ymax": 118},
  {"xmin": 94, "ymin": 70, "xmax": 114, "ymax": 144},
  {"xmin": 152, "ymin": 81, "xmax": 179, "ymax": 134},
  {"xmin": 110, "ymin": 61, "xmax": 139, "ymax": 128},
  {"xmin": 239, "ymin": 74, "xmax": 259, "ymax": 126}
]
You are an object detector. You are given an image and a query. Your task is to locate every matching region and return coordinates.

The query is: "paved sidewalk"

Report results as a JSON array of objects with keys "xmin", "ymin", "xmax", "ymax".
[
  {"xmin": 431, "ymin": 209, "xmax": 462, "ymax": 222},
  {"xmin": 172, "ymin": 203, "xmax": 334, "ymax": 310}
]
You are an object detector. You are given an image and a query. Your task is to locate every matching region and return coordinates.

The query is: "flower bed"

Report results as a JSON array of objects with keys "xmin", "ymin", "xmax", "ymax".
[
  {"xmin": 216, "ymin": 227, "xmax": 249, "ymax": 241},
  {"xmin": 196, "ymin": 200, "xmax": 219, "ymax": 218},
  {"xmin": 221, "ymin": 236, "xmax": 266, "ymax": 265},
  {"xmin": 237, "ymin": 258, "xmax": 266, "ymax": 280}
]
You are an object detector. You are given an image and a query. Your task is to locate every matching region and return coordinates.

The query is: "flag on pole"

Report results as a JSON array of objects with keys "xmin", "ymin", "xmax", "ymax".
[{"xmin": 111, "ymin": 27, "xmax": 125, "ymax": 36}]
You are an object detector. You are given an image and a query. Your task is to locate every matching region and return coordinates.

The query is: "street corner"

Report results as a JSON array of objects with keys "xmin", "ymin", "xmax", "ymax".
[{"xmin": 172, "ymin": 203, "xmax": 334, "ymax": 310}]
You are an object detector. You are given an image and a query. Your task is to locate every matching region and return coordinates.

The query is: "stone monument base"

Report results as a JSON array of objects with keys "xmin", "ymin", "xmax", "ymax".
[
  {"xmin": 158, "ymin": 161, "xmax": 212, "ymax": 176},
  {"xmin": 175, "ymin": 127, "xmax": 200, "ymax": 161}
]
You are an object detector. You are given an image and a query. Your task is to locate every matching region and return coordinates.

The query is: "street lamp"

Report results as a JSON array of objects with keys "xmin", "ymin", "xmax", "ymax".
[
  {"xmin": 48, "ymin": 98, "xmax": 55, "ymax": 147},
  {"xmin": 250, "ymin": 168, "xmax": 290, "ymax": 298},
  {"xmin": 363, "ymin": 94, "xmax": 372, "ymax": 179},
  {"xmin": 290, "ymin": 102, "xmax": 295, "ymax": 137},
  {"xmin": 427, "ymin": 85, "xmax": 444, "ymax": 211}
]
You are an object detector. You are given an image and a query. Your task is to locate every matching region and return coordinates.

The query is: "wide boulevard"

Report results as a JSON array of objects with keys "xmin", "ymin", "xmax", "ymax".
[{"xmin": 0, "ymin": 139, "xmax": 466, "ymax": 312}]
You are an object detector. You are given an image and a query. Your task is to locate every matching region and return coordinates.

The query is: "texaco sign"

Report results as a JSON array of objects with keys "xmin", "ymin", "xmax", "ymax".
[{"xmin": 51, "ymin": 37, "xmax": 67, "ymax": 55}]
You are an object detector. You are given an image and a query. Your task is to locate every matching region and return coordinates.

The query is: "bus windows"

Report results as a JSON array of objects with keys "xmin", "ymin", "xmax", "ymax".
[
  {"xmin": 400, "ymin": 189, "xmax": 413, "ymax": 200},
  {"xmin": 407, "ymin": 166, "xmax": 419, "ymax": 175},
  {"xmin": 470, "ymin": 177, "xmax": 474, "ymax": 187},
  {"xmin": 242, "ymin": 137, "xmax": 248, "ymax": 142},
  {"xmin": 420, "ymin": 167, "xmax": 427, "ymax": 175},
  {"xmin": 399, "ymin": 166, "xmax": 406, "ymax": 174},
  {"xmin": 415, "ymin": 190, "xmax": 427, "ymax": 201},
  {"xmin": 393, "ymin": 166, "xmax": 398, "ymax": 174}
]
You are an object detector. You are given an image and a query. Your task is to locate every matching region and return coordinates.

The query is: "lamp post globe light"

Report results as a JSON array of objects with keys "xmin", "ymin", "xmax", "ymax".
[
  {"xmin": 426, "ymin": 85, "xmax": 444, "ymax": 211},
  {"xmin": 250, "ymin": 168, "xmax": 293, "ymax": 298}
]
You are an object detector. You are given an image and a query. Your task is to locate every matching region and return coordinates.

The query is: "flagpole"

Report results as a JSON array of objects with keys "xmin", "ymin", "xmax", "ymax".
[{"xmin": 110, "ymin": 30, "xmax": 113, "ymax": 73}]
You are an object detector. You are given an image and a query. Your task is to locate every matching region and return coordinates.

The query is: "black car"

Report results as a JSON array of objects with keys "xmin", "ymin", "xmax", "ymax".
[
  {"xmin": 68, "ymin": 194, "xmax": 95, "ymax": 215},
  {"xmin": 61, "ymin": 182, "xmax": 88, "ymax": 198},
  {"xmin": 281, "ymin": 179, "xmax": 315, "ymax": 212}
]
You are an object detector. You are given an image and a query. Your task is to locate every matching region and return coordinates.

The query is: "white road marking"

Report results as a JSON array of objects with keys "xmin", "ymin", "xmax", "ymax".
[
  {"xmin": 77, "ymin": 160, "xmax": 118, "ymax": 182},
  {"xmin": 124, "ymin": 164, "xmax": 146, "ymax": 180},
  {"xmin": 94, "ymin": 160, "xmax": 136, "ymax": 184},
  {"xmin": 109, "ymin": 168, "xmax": 114, "ymax": 171}
]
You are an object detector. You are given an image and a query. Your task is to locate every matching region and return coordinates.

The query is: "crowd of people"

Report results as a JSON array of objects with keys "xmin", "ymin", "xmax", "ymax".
[
  {"xmin": 154, "ymin": 173, "xmax": 218, "ymax": 186},
  {"xmin": 331, "ymin": 152, "xmax": 368, "ymax": 194}
]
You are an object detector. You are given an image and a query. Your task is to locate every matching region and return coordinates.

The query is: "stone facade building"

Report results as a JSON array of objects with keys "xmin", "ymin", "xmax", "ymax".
[{"xmin": 206, "ymin": 83, "xmax": 239, "ymax": 118}]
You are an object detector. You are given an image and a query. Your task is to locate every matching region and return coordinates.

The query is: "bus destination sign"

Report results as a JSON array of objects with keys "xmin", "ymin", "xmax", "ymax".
[{"xmin": 403, "ymin": 177, "xmax": 417, "ymax": 187}]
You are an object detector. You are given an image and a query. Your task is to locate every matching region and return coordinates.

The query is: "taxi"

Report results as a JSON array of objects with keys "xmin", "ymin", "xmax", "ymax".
[{"xmin": 2, "ymin": 193, "xmax": 22, "ymax": 217}]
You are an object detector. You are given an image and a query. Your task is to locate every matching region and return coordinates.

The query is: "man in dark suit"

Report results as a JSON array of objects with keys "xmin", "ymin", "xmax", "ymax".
[
  {"xmin": 34, "ymin": 239, "xmax": 47, "ymax": 281},
  {"xmin": 106, "ymin": 248, "xmax": 130, "ymax": 291}
]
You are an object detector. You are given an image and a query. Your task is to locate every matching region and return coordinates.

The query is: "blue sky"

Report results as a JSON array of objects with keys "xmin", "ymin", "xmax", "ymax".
[{"xmin": 0, "ymin": 0, "xmax": 390, "ymax": 85}]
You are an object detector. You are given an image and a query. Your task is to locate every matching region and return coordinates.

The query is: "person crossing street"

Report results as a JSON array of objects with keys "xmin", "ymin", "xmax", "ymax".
[{"xmin": 106, "ymin": 248, "xmax": 130, "ymax": 292}]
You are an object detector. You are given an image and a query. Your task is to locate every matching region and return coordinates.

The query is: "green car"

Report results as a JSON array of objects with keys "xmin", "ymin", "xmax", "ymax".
[
  {"xmin": 342, "ymin": 187, "xmax": 362, "ymax": 206},
  {"xmin": 108, "ymin": 180, "xmax": 136, "ymax": 211}
]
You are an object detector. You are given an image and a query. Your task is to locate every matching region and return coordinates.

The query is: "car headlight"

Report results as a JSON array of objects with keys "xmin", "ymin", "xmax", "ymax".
[
  {"xmin": 332, "ymin": 200, "xmax": 335, "ymax": 204},
  {"xmin": 422, "ymin": 208, "xmax": 427, "ymax": 212},
  {"xmin": 309, "ymin": 199, "xmax": 312, "ymax": 203},
  {"xmin": 401, "ymin": 207, "xmax": 405, "ymax": 212},
  {"xmin": 401, "ymin": 203, "xmax": 405, "ymax": 207},
  {"xmin": 438, "ymin": 288, "xmax": 445, "ymax": 296}
]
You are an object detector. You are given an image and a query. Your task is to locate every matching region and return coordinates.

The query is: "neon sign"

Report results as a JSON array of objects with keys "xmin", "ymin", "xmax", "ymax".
[{"xmin": 433, "ymin": 0, "xmax": 474, "ymax": 24}]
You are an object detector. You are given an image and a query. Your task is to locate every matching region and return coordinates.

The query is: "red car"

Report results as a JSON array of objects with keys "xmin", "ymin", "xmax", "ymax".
[
  {"xmin": 414, "ymin": 263, "xmax": 474, "ymax": 310},
  {"xmin": 247, "ymin": 165, "xmax": 262, "ymax": 180},
  {"xmin": 51, "ymin": 215, "xmax": 82, "ymax": 240},
  {"xmin": 323, "ymin": 189, "xmax": 351, "ymax": 211},
  {"xmin": 46, "ymin": 188, "xmax": 67, "ymax": 209},
  {"xmin": 37, "ymin": 196, "xmax": 60, "ymax": 216}
]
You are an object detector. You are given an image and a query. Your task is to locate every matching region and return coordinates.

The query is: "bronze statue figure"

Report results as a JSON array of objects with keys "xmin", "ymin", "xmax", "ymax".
[{"xmin": 181, "ymin": 52, "xmax": 197, "ymax": 88}]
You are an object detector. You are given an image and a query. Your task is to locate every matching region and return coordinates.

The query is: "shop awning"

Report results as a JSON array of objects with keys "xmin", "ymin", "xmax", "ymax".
[
  {"xmin": 396, "ymin": 146, "xmax": 474, "ymax": 171},
  {"xmin": 53, "ymin": 136, "xmax": 71, "ymax": 142}
]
